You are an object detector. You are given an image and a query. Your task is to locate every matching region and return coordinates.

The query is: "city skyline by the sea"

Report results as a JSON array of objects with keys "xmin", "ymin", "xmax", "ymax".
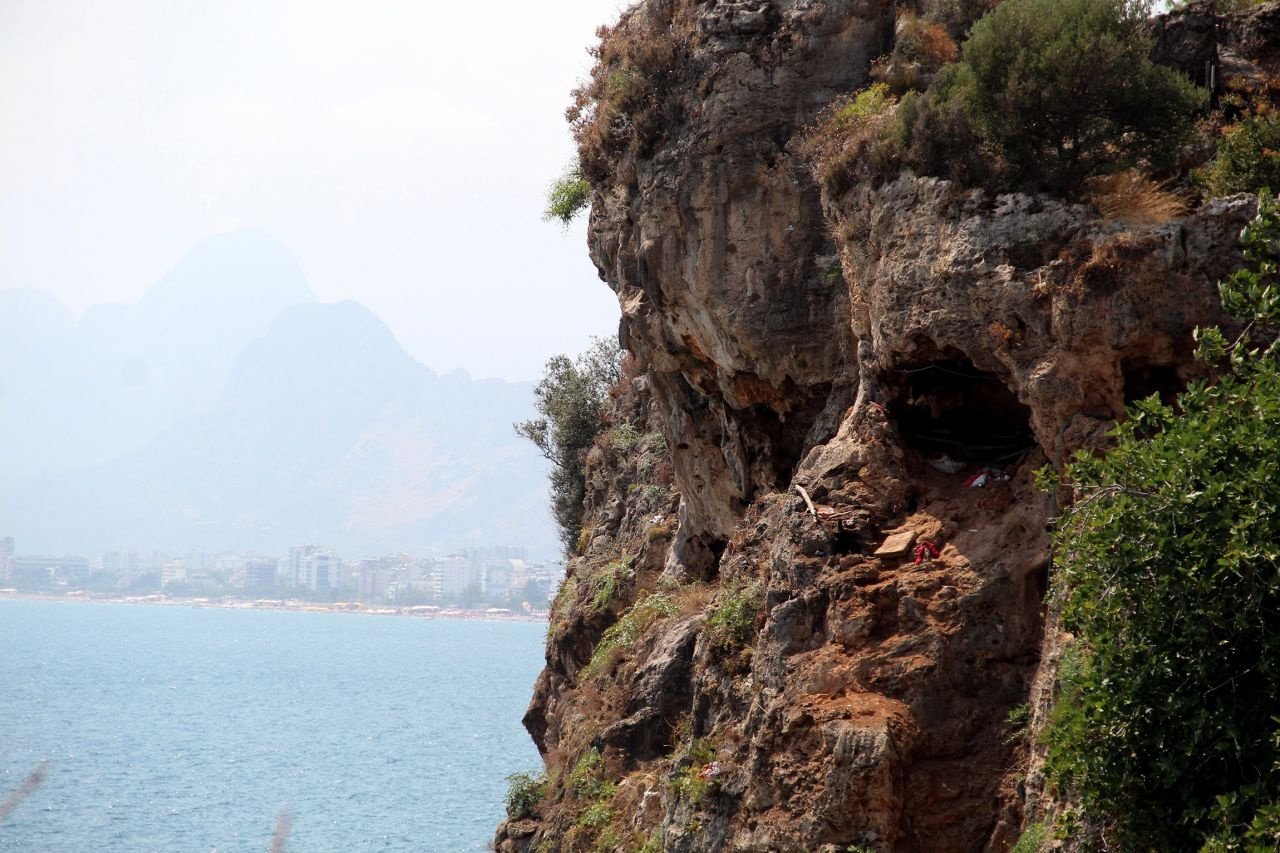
[{"xmin": 0, "ymin": 535, "xmax": 565, "ymax": 611}]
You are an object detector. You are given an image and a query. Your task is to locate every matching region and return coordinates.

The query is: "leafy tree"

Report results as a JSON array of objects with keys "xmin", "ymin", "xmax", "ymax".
[
  {"xmin": 1045, "ymin": 193, "xmax": 1280, "ymax": 849},
  {"xmin": 516, "ymin": 337, "xmax": 623, "ymax": 556},
  {"xmin": 950, "ymin": 0, "xmax": 1202, "ymax": 190}
]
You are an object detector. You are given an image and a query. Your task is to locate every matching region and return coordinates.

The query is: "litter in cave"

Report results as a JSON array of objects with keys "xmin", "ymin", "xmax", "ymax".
[
  {"xmin": 964, "ymin": 467, "xmax": 1010, "ymax": 488},
  {"xmin": 914, "ymin": 540, "xmax": 941, "ymax": 563},
  {"xmin": 929, "ymin": 454, "xmax": 966, "ymax": 474}
]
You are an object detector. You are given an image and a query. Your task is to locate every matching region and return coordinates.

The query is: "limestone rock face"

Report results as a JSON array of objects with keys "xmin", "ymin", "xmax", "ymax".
[
  {"xmin": 587, "ymin": 0, "xmax": 894, "ymax": 573},
  {"xmin": 496, "ymin": 2, "xmax": 1263, "ymax": 851}
]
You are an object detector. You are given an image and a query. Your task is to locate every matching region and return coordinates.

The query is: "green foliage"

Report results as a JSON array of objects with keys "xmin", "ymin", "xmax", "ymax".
[
  {"xmin": 830, "ymin": 84, "xmax": 896, "ymax": 134},
  {"xmin": 516, "ymin": 337, "xmax": 623, "ymax": 556},
  {"xmin": 544, "ymin": 166, "xmax": 591, "ymax": 226},
  {"xmin": 1200, "ymin": 113, "xmax": 1280, "ymax": 199},
  {"xmin": 800, "ymin": 84, "xmax": 900, "ymax": 190},
  {"xmin": 607, "ymin": 422, "xmax": 645, "ymax": 450},
  {"xmin": 1044, "ymin": 193, "xmax": 1280, "ymax": 848},
  {"xmin": 1010, "ymin": 821, "xmax": 1049, "ymax": 853},
  {"xmin": 582, "ymin": 592, "xmax": 678, "ymax": 679},
  {"xmin": 504, "ymin": 771, "xmax": 547, "ymax": 820},
  {"xmin": 644, "ymin": 523, "xmax": 672, "ymax": 543},
  {"xmin": 949, "ymin": 0, "xmax": 1202, "ymax": 190},
  {"xmin": 882, "ymin": 79, "xmax": 988, "ymax": 185},
  {"xmin": 590, "ymin": 559, "xmax": 635, "ymax": 612},
  {"xmin": 671, "ymin": 737, "xmax": 718, "ymax": 808},
  {"xmin": 706, "ymin": 578, "xmax": 763, "ymax": 655},
  {"xmin": 569, "ymin": 747, "xmax": 610, "ymax": 799},
  {"xmin": 568, "ymin": 2, "xmax": 685, "ymax": 182},
  {"xmin": 1201, "ymin": 800, "xmax": 1280, "ymax": 852},
  {"xmin": 575, "ymin": 789, "xmax": 617, "ymax": 829},
  {"xmin": 1004, "ymin": 702, "xmax": 1031, "ymax": 744},
  {"xmin": 634, "ymin": 832, "xmax": 664, "ymax": 853}
]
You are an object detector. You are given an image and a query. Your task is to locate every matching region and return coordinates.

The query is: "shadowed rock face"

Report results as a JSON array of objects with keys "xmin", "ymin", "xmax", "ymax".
[{"xmin": 497, "ymin": 3, "xmax": 1269, "ymax": 851}]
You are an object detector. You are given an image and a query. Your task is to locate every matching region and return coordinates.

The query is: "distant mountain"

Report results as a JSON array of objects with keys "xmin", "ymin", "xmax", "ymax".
[
  {"xmin": 0, "ymin": 229, "xmax": 315, "ymax": 477},
  {"xmin": 0, "ymin": 233, "xmax": 557, "ymax": 558}
]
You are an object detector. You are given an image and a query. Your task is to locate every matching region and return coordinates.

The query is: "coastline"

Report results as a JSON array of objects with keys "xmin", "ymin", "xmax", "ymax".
[{"xmin": 0, "ymin": 590, "xmax": 549, "ymax": 623}]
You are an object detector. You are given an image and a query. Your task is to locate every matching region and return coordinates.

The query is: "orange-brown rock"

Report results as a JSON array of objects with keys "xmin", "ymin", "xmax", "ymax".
[{"xmin": 496, "ymin": 2, "xmax": 1277, "ymax": 851}]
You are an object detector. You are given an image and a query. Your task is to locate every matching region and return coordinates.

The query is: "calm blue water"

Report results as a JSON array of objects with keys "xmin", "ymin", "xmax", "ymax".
[{"xmin": 0, "ymin": 600, "xmax": 545, "ymax": 852}]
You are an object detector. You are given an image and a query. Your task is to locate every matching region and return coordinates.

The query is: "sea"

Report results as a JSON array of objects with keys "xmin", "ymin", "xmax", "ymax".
[{"xmin": 0, "ymin": 599, "xmax": 545, "ymax": 852}]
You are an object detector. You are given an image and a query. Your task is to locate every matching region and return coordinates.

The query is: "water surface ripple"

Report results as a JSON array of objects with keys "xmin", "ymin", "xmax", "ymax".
[{"xmin": 0, "ymin": 600, "xmax": 543, "ymax": 851}]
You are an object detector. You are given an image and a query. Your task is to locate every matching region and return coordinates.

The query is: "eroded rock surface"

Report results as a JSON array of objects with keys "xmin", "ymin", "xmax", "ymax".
[{"xmin": 495, "ymin": 2, "xmax": 1265, "ymax": 851}]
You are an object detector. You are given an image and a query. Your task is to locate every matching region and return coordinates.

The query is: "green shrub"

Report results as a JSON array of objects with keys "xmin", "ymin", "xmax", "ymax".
[
  {"xmin": 670, "ymin": 737, "xmax": 718, "ymax": 808},
  {"xmin": 706, "ymin": 578, "xmax": 763, "ymax": 655},
  {"xmin": 800, "ymin": 84, "xmax": 899, "ymax": 190},
  {"xmin": 635, "ymin": 832, "xmax": 663, "ymax": 853},
  {"xmin": 921, "ymin": 0, "xmax": 997, "ymax": 39},
  {"xmin": 607, "ymin": 422, "xmax": 645, "ymax": 450},
  {"xmin": 504, "ymin": 771, "xmax": 547, "ymax": 820},
  {"xmin": 1043, "ymin": 193, "xmax": 1280, "ymax": 848},
  {"xmin": 544, "ymin": 166, "xmax": 591, "ymax": 226},
  {"xmin": 568, "ymin": 746, "xmax": 609, "ymax": 798},
  {"xmin": 516, "ymin": 337, "xmax": 623, "ymax": 556},
  {"xmin": 884, "ymin": 77, "xmax": 988, "ymax": 185},
  {"xmin": 568, "ymin": 1, "xmax": 688, "ymax": 181},
  {"xmin": 1200, "ymin": 112, "xmax": 1280, "ymax": 198},
  {"xmin": 1201, "ymin": 801, "xmax": 1280, "ymax": 852},
  {"xmin": 590, "ymin": 559, "xmax": 635, "ymax": 612},
  {"xmin": 582, "ymin": 592, "xmax": 678, "ymax": 679},
  {"xmin": 576, "ymin": 789, "xmax": 616, "ymax": 829},
  {"xmin": 951, "ymin": 0, "xmax": 1202, "ymax": 190},
  {"xmin": 1010, "ymin": 821, "xmax": 1048, "ymax": 853}
]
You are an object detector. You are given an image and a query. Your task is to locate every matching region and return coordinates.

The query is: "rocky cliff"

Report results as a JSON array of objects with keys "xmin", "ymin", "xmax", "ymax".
[{"xmin": 497, "ymin": 2, "xmax": 1275, "ymax": 850}]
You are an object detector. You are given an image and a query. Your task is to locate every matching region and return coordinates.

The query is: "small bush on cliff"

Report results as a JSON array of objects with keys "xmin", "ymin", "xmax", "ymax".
[
  {"xmin": 950, "ymin": 0, "xmax": 1203, "ymax": 190},
  {"xmin": 581, "ymin": 591, "xmax": 678, "ymax": 679},
  {"xmin": 799, "ymin": 84, "xmax": 901, "ymax": 192},
  {"xmin": 517, "ymin": 337, "xmax": 623, "ymax": 556},
  {"xmin": 589, "ymin": 558, "xmax": 635, "ymax": 612},
  {"xmin": 1043, "ymin": 193, "xmax": 1280, "ymax": 848},
  {"xmin": 544, "ymin": 166, "xmax": 591, "ymax": 226},
  {"xmin": 1199, "ymin": 111, "xmax": 1280, "ymax": 198},
  {"xmin": 504, "ymin": 771, "xmax": 547, "ymax": 820},
  {"xmin": 706, "ymin": 578, "xmax": 763, "ymax": 655}
]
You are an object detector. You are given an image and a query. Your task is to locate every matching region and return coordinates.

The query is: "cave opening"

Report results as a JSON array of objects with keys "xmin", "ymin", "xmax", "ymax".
[
  {"xmin": 1122, "ymin": 358, "xmax": 1184, "ymax": 407},
  {"xmin": 886, "ymin": 354, "xmax": 1035, "ymax": 467}
]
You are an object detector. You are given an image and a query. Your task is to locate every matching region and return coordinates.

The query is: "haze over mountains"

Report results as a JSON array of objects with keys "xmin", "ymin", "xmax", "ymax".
[{"xmin": 0, "ymin": 230, "xmax": 556, "ymax": 558}]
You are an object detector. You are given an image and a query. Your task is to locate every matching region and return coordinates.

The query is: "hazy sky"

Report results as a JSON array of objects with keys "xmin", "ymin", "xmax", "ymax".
[{"xmin": 0, "ymin": 0, "xmax": 625, "ymax": 381}]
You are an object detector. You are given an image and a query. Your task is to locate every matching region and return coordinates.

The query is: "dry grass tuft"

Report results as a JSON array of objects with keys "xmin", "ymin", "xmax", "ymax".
[{"xmin": 1086, "ymin": 170, "xmax": 1190, "ymax": 227}]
